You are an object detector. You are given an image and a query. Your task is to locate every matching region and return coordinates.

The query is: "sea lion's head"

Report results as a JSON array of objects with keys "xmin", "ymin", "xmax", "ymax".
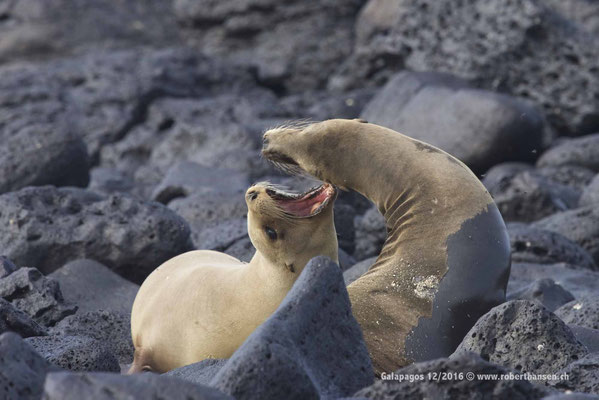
[
  {"xmin": 245, "ymin": 182, "xmax": 338, "ymax": 274},
  {"xmin": 261, "ymin": 119, "xmax": 366, "ymax": 189}
]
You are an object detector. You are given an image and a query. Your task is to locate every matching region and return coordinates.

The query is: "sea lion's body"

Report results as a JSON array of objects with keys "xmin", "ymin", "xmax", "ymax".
[
  {"xmin": 262, "ymin": 119, "xmax": 511, "ymax": 374},
  {"xmin": 130, "ymin": 183, "xmax": 338, "ymax": 373}
]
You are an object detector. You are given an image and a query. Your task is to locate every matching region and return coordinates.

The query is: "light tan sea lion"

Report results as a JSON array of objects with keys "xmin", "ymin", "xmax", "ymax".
[
  {"xmin": 262, "ymin": 118, "xmax": 511, "ymax": 375},
  {"xmin": 129, "ymin": 181, "xmax": 338, "ymax": 373}
]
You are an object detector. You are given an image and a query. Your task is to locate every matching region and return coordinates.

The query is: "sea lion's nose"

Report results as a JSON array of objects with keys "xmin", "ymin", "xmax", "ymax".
[{"xmin": 262, "ymin": 135, "xmax": 270, "ymax": 150}]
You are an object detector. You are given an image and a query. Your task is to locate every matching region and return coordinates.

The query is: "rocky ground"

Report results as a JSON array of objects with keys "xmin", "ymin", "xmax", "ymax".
[{"xmin": 1, "ymin": 0, "xmax": 599, "ymax": 399}]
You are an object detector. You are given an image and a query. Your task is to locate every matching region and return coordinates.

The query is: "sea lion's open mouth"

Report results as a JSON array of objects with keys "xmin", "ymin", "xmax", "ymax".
[{"xmin": 266, "ymin": 183, "xmax": 336, "ymax": 218}]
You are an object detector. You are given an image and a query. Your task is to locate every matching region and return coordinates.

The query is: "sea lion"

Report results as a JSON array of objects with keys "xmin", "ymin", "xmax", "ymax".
[
  {"xmin": 262, "ymin": 118, "xmax": 511, "ymax": 374},
  {"xmin": 129, "ymin": 181, "xmax": 338, "ymax": 373}
]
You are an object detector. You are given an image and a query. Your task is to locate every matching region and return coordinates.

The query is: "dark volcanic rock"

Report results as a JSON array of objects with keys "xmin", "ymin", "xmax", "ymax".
[
  {"xmin": 489, "ymin": 171, "xmax": 579, "ymax": 222},
  {"xmin": 354, "ymin": 206, "xmax": 386, "ymax": 261},
  {"xmin": 0, "ymin": 256, "xmax": 17, "ymax": 279},
  {"xmin": 545, "ymin": 0, "xmax": 599, "ymax": 36},
  {"xmin": 536, "ymin": 165, "xmax": 596, "ymax": 191},
  {"xmin": 25, "ymin": 335, "xmax": 120, "ymax": 373},
  {"xmin": 0, "ymin": 298, "xmax": 48, "ymax": 337},
  {"xmin": 508, "ymin": 224, "xmax": 597, "ymax": 270},
  {"xmin": 550, "ymin": 352, "xmax": 599, "ymax": 395},
  {"xmin": 0, "ymin": 121, "xmax": 90, "ymax": 194},
  {"xmin": 580, "ymin": 174, "xmax": 599, "ymax": 207},
  {"xmin": 99, "ymin": 94, "xmax": 270, "ymax": 197},
  {"xmin": 537, "ymin": 133, "xmax": 599, "ymax": 171},
  {"xmin": 0, "ymin": 332, "xmax": 60, "ymax": 400},
  {"xmin": 87, "ymin": 167, "xmax": 134, "ymax": 195},
  {"xmin": 533, "ymin": 205, "xmax": 599, "ymax": 265},
  {"xmin": 0, "ymin": 0, "xmax": 180, "ymax": 64},
  {"xmin": 507, "ymin": 279, "xmax": 575, "ymax": 312},
  {"xmin": 175, "ymin": 0, "xmax": 365, "ymax": 93},
  {"xmin": 43, "ymin": 371, "xmax": 233, "ymax": 400},
  {"xmin": 152, "ymin": 162, "xmax": 249, "ymax": 204},
  {"xmin": 50, "ymin": 310, "xmax": 134, "ymax": 364},
  {"xmin": 195, "ymin": 218, "xmax": 248, "ymax": 253},
  {"xmin": 360, "ymin": 71, "xmax": 547, "ymax": 172},
  {"xmin": 49, "ymin": 259, "xmax": 139, "ymax": 315},
  {"xmin": 355, "ymin": 352, "xmax": 552, "ymax": 399},
  {"xmin": 223, "ymin": 237, "xmax": 255, "ymax": 263},
  {"xmin": 453, "ymin": 300, "xmax": 588, "ymax": 374},
  {"xmin": 482, "ymin": 162, "xmax": 534, "ymax": 192},
  {"xmin": 569, "ymin": 325, "xmax": 599, "ymax": 354},
  {"xmin": 333, "ymin": 0, "xmax": 599, "ymax": 136},
  {"xmin": 343, "ymin": 257, "xmax": 376, "ymax": 286},
  {"xmin": 334, "ymin": 203, "xmax": 357, "ymax": 255},
  {"xmin": 0, "ymin": 48, "xmax": 258, "ymax": 161},
  {"xmin": 555, "ymin": 296, "xmax": 599, "ymax": 331},
  {"xmin": 166, "ymin": 358, "xmax": 228, "ymax": 387},
  {"xmin": 212, "ymin": 256, "xmax": 374, "ymax": 400},
  {"xmin": 0, "ymin": 267, "xmax": 76, "ymax": 327},
  {"xmin": 508, "ymin": 262, "xmax": 599, "ymax": 299},
  {"xmin": 0, "ymin": 186, "xmax": 193, "ymax": 283}
]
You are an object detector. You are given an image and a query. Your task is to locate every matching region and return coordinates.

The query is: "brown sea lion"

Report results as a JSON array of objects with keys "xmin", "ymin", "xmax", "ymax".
[
  {"xmin": 129, "ymin": 181, "xmax": 338, "ymax": 373},
  {"xmin": 261, "ymin": 118, "xmax": 511, "ymax": 374}
]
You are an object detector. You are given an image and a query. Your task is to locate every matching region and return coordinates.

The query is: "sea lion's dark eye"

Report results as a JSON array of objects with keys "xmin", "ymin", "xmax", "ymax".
[{"xmin": 265, "ymin": 226, "xmax": 277, "ymax": 240}]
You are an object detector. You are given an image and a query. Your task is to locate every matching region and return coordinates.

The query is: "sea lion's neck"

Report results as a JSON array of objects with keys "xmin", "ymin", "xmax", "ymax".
[{"xmin": 246, "ymin": 251, "xmax": 296, "ymax": 291}]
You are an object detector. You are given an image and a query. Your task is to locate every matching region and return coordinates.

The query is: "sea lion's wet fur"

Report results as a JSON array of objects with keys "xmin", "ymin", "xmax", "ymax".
[
  {"xmin": 129, "ymin": 182, "xmax": 338, "ymax": 373},
  {"xmin": 262, "ymin": 119, "xmax": 511, "ymax": 374}
]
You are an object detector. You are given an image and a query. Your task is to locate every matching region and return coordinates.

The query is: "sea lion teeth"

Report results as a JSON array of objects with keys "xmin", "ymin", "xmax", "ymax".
[
  {"xmin": 129, "ymin": 181, "xmax": 339, "ymax": 373},
  {"xmin": 261, "ymin": 118, "xmax": 510, "ymax": 375}
]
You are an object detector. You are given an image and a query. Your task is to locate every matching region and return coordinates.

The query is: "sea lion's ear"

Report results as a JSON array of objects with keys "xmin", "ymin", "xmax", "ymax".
[{"xmin": 353, "ymin": 118, "xmax": 368, "ymax": 123}]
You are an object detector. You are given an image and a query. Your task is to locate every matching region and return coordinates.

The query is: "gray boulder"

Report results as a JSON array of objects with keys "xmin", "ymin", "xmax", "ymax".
[
  {"xmin": 0, "ymin": 332, "xmax": 60, "ymax": 400},
  {"xmin": 25, "ymin": 335, "xmax": 119, "ymax": 373},
  {"xmin": 50, "ymin": 310, "xmax": 134, "ymax": 365},
  {"xmin": 88, "ymin": 167, "xmax": 135, "ymax": 195},
  {"xmin": 43, "ymin": 371, "xmax": 233, "ymax": 400},
  {"xmin": 0, "ymin": 121, "xmax": 89, "ymax": 194},
  {"xmin": 453, "ymin": 300, "xmax": 588, "ymax": 374},
  {"xmin": 355, "ymin": 352, "xmax": 552, "ymax": 399},
  {"xmin": 507, "ymin": 279, "xmax": 575, "ymax": 312},
  {"xmin": 0, "ymin": 256, "xmax": 17, "ymax": 278},
  {"xmin": 544, "ymin": 0, "xmax": 599, "ymax": 36},
  {"xmin": 333, "ymin": 0, "xmax": 599, "ymax": 136},
  {"xmin": 354, "ymin": 206, "xmax": 386, "ymax": 261},
  {"xmin": 175, "ymin": 0, "xmax": 364, "ymax": 92},
  {"xmin": 0, "ymin": 47, "xmax": 257, "ymax": 162},
  {"xmin": 508, "ymin": 224, "xmax": 597, "ymax": 270},
  {"xmin": 0, "ymin": 267, "xmax": 76, "ymax": 327},
  {"xmin": 195, "ymin": 218, "xmax": 249, "ymax": 253},
  {"xmin": 0, "ymin": 298, "xmax": 48, "ymax": 337},
  {"xmin": 0, "ymin": 186, "xmax": 193, "ymax": 283},
  {"xmin": 343, "ymin": 257, "xmax": 376, "ymax": 286},
  {"xmin": 536, "ymin": 165, "xmax": 596, "ymax": 191},
  {"xmin": 489, "ymin": 171, "xmax": 579, "ymax": 222},
  {"xmin": 555, "ymin": 296, "xmax": 599, "ymax": 331},
  {"xmin": 152, "ymin": 162, "xmax": 249, "ymax": 204},
  {"xmin": 537, "ymin": 133, "xmax": 599, "ymax": 172},
  {"xmin": 569, "ymin": 325, "xmax": 599, "ymax": 354},
  {"xmin": 580, "ymin": 174, "xmax": 599, "ymax": 207},
  {"xmin": 49, "ymin": 259, "xmax": 139, "ymax": 315},
  {"xmin": 166, "ymin": 358, "xmax": 228, "ymax": 387},
  {"xmin": 211, "ymin": 256, "xmax": 374, "ymax": 400},
  {"xmin": 0, "ymin": 0, "xmax": 180, "ymax": 64},
  {"xmin": 482, "ymin": 162, "xmax": 534, "ymax": 192},
  {"xmin": 222, "ymin": 237, "xmax": 255, "ymax": 263},
  {"xmin": 550, "ymin": 352, "xmax": 599, "ymax": 395},
  {"xmin": 508, "ymin": 263, "xmax": 599, "ymax": 299},
  {"xmin": 533, "ymin": 205, "xmax": 599, "ymax": 265},
  {"xmin": 361, "ymin": 71, "xmax": 547, "ymax": 172}
]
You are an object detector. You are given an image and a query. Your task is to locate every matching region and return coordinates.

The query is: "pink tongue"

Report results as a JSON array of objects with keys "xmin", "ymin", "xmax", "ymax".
[{"xmin": 278, "ymin": 189, "xmax": 329, "ymax": 217}]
